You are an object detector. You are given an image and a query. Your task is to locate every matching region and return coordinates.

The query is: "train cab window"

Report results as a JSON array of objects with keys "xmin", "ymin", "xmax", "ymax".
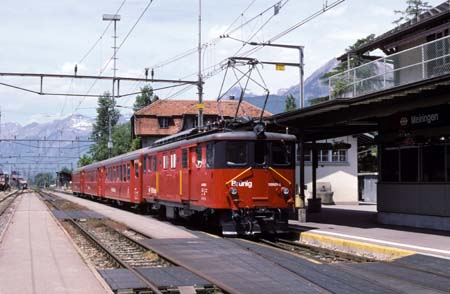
[
  {"xmin": 272, "ymin": 142, "xmax": 291, "ymax": 165},
  {"xmin": 127, "ymin": 164, "xmax": 131, "ymax": 181},
  {"xmin": 254, "ymin": 142, "xmax": 267, "ymax": 165},
  {"xmin": 206, "ymin": 143, "xmax": 214, "ymax": 168},
  {"xmin": 226, "ymin": 141, "xmax": 247, "ymax": 166},
  {"xmin": 123, "ymin": 165, "xmax": 126, "ymax": 181},
  {"xmin": 182, "ymin": 149, "xmax": 188, "ymax": 168},
  {"xmin": 119, "ymin": 166, "xmax": 123, "ymax": 182},
  {"xmin": 143, "ymin": 155, "xmax": 147, "ymax": 174},
  {"xmin": 135, "ymin": 162, "xmax": 139, "ymax": 178}
]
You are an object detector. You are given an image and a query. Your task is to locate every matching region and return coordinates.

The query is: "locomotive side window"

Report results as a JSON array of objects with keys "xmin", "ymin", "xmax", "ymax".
[
  {"xmin": 123, "ymin": 165, "xmax": 126, "ymax": 181},
  {"xmin": 255, "ymin": 141, "xmax": 267, "ymax": 165},
  {"xmin": 206, "ymin": 143, "xmax": 214, "ymax": 168},
  {"xmin": 143, "ymin": 155, "xmax": 147, "ymax": 174},
  {"xmin": 182, "ymin": 149, "xmax": 188, "ymax": 168},
  {"xmin": 135, "ymin": 162, "xmax": 139, "ymax": 178},
  {"xmin": 170, "ymin": 153, "xmax": 177, "ymax": 169},
  {"xmin": 196, "ymin": 146, "xmax": 202, "ymax": 167},
  {"xmin": 119, "ymin": 165, "xmax": 123, "ymax": 182},
  {"xmin": 163, "ymin": 154, "xmax": 169, "ymax": 169},
  {"xmin": 226, "ymin": 141, "xmax": 247, "ymax": 165},
  {"xmin": 127, "ymin": 164, "xmax": 131, "ymax": 181},
  {"xmin": 152, "ymin": 156, "xmax": 157, "ymax": 171},
  {"xmin": 272, "ymin": 141, "xmax": 292, "ymax": 165}
]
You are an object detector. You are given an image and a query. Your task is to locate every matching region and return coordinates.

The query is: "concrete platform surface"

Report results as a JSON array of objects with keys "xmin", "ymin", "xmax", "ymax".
[
  {"xmin": 291, "ymin": 204, "xmax": 450, "ymax": 259},
  {"xmin": 0, "ymin": 193, "xmax": 109, "ymax": 294},
  {"xmin": 53, "ymin": 191, "xmax": 196, "ymax": 239}
]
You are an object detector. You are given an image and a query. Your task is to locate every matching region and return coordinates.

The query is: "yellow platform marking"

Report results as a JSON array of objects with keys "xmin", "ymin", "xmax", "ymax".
[{"xmin": 299, "ymin": 231, "xmax": 415, "ymax": 260}]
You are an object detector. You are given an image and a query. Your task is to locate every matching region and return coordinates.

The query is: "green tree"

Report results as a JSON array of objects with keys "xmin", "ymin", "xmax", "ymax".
[
  {"xmin": 89, "ymin": 92, "xmax": 120, "ymax": 161},
  {"xmin": 393, "ymin": 0, "xmax": 432, "ymax": 25},
  {"xmin": 322, "ymin": 34, "xmax": 376, "ymax": 80},
  {"xmin": 34, "ymin": 173, "xmax": 54, "ymax": 187},
  {"xmin": 59, "ymin": 166, "xmax": 72, "ymax": 173},
  {"xmin": 321, "ymin": 34, "xmax": 377, "ymax": 97},
  {"xmin": 111, "ymin": 122, "xmax": 133, "ymax": 157},
  {"xmin": 78, "ymin": 154, "xmax": 93, "ymax": 167},
  {"xmin": 285, "ymin": 94, "xmax": 297, "ymax": 111},
  {"xmin": 133, "ymin": 85, "xmax": 159, "ymax": 112}
]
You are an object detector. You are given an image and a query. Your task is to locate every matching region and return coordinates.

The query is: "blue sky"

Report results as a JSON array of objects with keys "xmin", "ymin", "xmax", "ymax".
[{"xmin": 0, "ymin": 0, "xmax": 444, "ymax": 124}]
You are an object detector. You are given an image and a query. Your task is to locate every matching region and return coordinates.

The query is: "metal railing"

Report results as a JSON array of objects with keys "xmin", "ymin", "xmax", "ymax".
[{"xmin": 328, "ymin": 34, "xmax": 450, "ymax": 100}]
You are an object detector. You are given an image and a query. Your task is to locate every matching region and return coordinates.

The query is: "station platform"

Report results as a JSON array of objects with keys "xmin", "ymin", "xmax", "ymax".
[
  {"xmin": 0, "ymin": 192, "xmax": 109, "ymax": 294},
  {"xmin": 53, "ymin": 191, "xmax": 196, "ymax": 239},
  {"xmin": 291, "ymin": 204, "xmax": 450, "ymax": 260}
]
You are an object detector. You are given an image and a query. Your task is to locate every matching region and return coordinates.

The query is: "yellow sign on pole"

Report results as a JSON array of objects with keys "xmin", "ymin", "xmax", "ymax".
[
  {"xmin": 275, "ymin": 64, "xmax": 285, "ymax": 71},
  {"xmin": 196, "ymin": 103, "xmax": 204, "ymax": 109}
]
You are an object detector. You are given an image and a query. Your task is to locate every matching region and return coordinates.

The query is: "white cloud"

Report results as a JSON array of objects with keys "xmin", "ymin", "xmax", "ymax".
[{"xmin": 369, "ymin": 5, "xmax": 395, "ymax": 17}]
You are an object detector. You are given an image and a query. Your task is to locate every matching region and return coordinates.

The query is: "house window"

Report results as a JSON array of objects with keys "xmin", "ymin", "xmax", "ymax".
[
  {"xmin": 318, "ymin": 150, "xmax": 329, "ymax": 162},
  {"xmin": 331, "ymin": 150, "xmax": 347, "ymax": 162},
  {"xmin": 158, "ymin": 117, "xmax": 170, "ymax": 128}
]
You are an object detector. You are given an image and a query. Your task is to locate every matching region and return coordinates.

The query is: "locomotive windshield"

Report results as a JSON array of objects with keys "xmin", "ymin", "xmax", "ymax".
[
  {"xmin": 214, "ymin": 140, "xmax": 294, "ymax": 168},
  {"xmin": 226, "ymin": 141, "xmax": 248, "ymax": 165},
  {"xmin": 272, "ymin": 141, "xmax": 292, "ymax": 165}
]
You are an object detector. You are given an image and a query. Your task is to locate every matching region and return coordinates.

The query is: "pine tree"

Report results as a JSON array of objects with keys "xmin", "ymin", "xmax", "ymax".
[
  {"xmin": 133, "ymin": 85, "xmax": 159, "ymax": 112},
  {"xmin": 89, "ymin": 92, "xmax": 120, "ymax": 161},
  {"xmin": 393, "ymin": 0, "xmax": 432, "ymax": 25},
  {"xmin": 285, "ymin": 94, "xmax": 297, "ymax": 111}
]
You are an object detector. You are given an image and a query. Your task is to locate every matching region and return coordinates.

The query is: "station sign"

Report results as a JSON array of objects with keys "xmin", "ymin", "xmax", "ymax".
[{"xmin": 383, "ymin": 105, "xmax": 450, "ymax": 131}]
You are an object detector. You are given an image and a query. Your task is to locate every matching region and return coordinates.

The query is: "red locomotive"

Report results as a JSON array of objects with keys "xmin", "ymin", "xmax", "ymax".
[{"xmin": 72, "ymin": 127, "xmax": 296, "ymax": 235}]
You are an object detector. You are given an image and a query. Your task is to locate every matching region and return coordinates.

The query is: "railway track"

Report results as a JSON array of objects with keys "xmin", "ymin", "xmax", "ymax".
[
  {"xmin": 38, "ymin": 190, "xmax": 223, "ymax": 294},
  {"xmin": 0, "ymin": 190, "xmax": 21, "ymax": 237},
  {"xmin": 258, "ymin": 237, "xmax": 375, "ymax": 263}
]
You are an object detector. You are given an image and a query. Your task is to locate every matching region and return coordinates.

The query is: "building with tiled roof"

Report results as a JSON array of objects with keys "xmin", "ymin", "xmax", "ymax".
[{"xmin": 132, "ymin": 99, "xmax": 271, "ymax": 147}]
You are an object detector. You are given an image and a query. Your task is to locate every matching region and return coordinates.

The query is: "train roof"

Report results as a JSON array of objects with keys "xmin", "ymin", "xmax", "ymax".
[{"xmin": 75, "ymin": 129, "xmax": 296, "ymax": 173}]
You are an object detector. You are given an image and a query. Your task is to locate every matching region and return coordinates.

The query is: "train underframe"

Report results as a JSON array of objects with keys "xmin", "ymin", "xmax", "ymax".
[{"xmin": 150, "ymin": 200, "xmax": 290, "ymax": 236}]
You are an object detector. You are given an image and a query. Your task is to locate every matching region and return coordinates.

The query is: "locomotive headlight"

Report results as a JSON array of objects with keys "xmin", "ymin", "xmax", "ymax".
[
  {"xmin": 281, "ymin": 187, "xmax": 289, "ymax": 196},
  {"xmin": 230, "ymin": 187, "xmax": 238, "ymax": 196}
]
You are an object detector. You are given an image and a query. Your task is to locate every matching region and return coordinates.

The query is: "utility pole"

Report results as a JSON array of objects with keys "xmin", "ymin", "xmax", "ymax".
[
  {"xmin": 197, "ymin": 0, "xmax": 204, "ymax": 128},
  {"xmin": 103, "ymin": 14, "xmax": 121, "ymax": 158},
  {"xmin": 248, "ymin": 42, "xmax": 305, "ymax": 109}
]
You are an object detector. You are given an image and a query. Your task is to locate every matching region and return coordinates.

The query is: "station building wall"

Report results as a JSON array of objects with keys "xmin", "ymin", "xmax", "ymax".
[{"xmin": 296, "ymin": 136, "xmax": 358, "ymax": 204}]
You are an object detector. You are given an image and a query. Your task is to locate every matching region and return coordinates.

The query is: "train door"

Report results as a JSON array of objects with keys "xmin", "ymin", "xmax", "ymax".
[
  {"xmin": 189, "ymin": 145, "xmax": 205, "ymax": 203},
  {"xmin": 181, "ymin": 148, "xmax": 190, "ymax": 202},
  {"xmin": 96, "ymin": 168, "xmax": 103, "ymax": 197},
  {"xmin": 80, "ymin": 171, "xmax": 86, "ymax": 194},
  {"xmin": 131, "ymin": 158, "xmax": 142, "ymax": 203}
]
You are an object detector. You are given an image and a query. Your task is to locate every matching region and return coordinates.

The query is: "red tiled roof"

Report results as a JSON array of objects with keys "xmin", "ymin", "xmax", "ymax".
[
  {"xmin": 134, "ymin": 99, "xmax": 271, "ymax": 118},
  {"xmin": 133, "ymin": 99, "xmax": 271, "ymax": 137}
]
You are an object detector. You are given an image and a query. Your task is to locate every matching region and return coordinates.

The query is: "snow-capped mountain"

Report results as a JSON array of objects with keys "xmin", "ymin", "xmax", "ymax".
[{"xmin": 0, "ymin": 114, "xmax": 94, "ymax": 178}]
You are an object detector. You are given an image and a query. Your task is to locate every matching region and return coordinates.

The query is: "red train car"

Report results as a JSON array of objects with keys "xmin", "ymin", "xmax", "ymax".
[{"xmin": 73, "ymin": 128, "xmax": 296, "ymax": 235}]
